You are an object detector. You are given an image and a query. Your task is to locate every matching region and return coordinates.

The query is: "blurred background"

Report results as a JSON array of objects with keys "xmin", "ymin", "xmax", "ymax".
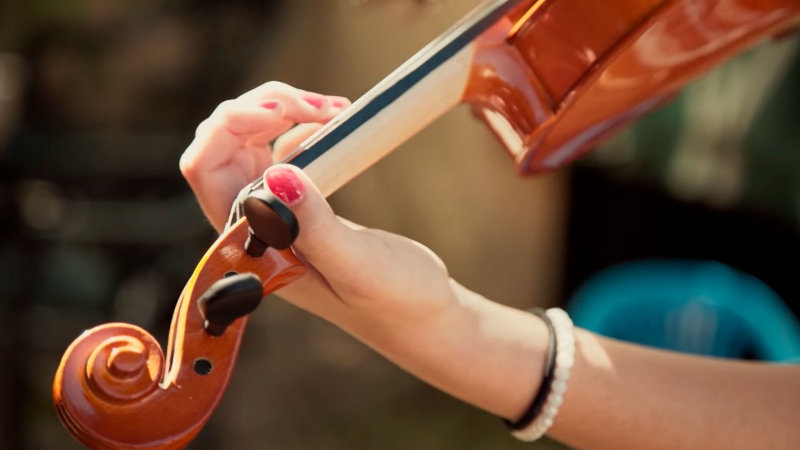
[{"xmin": 1, "ymin": 0, "xmax": 799, "ymax": 449}]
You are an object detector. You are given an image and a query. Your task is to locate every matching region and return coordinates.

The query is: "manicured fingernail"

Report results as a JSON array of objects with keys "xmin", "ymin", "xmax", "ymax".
[
  {"xmin": 261, "ymin": 101, "xmax": 280, "ymax": 110},
  {"xmin": 304, "ymin": 96, "xmax": 325, "ymax": 109},
  {"xmin": 265, "ymin": 166, "xmax": 304, "ymax": 205}
]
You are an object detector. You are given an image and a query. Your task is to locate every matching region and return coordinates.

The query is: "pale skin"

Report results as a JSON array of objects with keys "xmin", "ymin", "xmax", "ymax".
[{"xmin": 180, "ymin": 82, "xmax": 800, "ymax": 450}]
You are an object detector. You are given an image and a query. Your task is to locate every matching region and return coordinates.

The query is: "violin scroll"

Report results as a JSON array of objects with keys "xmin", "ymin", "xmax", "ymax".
[
  {"xmin": 84, "ymin": 329, "xmax": 163, "ymax": 403},
  {"xmin": 54, "ymin": 214, "xmax": 306, "ymax": 450}
]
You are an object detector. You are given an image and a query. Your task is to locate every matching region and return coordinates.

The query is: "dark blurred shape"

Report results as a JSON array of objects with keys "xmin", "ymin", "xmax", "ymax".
[
  {"xmin": 584, "ymin": 38, "xmax": 800, "ymax": 223},
  {"xmin": 568, "ymin": 259, "xmax": 800, "ymax": 361},
  {"xmin": 341, "ymin": 0, "xmax": 447, "ymax": 18},
  {"xmin": 563, "ymin": 166, "xmax": 800, "ymax": 326},
  {"xmin": 0, "ymin": 53, "xmax": 24, "ymax": 150}
]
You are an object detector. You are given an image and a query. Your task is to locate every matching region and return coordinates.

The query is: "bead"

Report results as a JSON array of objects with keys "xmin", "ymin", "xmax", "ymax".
[
  {"xmin": 552, "ymin": 379, "xmax": 567, "ymax": 394},
  {"xmin": 556, "ymin": 353, "xmax": 574, "ymax": 369},
  {"xmin": 555, "ymin": 366, "xmax": 570, "ymax": 379}
]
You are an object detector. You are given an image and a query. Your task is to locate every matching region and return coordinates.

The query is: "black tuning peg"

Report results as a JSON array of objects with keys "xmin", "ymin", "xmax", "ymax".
[
  {"xmin": 197, "ymin": 273, "xmax": 264, "ymax": 337},
  {"xmin": 242, "ymin": 190, "xmax": 299, "ymax": 258}
]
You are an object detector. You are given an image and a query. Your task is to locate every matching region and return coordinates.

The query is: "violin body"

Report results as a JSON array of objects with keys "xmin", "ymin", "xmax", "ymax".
[
  {"xmin": 468, "ymin": 0, "xmax": 800, "ymax": 174},
  {"xmin": 53, "ymin": 0, "xmax": 799, "ymax": 448}
]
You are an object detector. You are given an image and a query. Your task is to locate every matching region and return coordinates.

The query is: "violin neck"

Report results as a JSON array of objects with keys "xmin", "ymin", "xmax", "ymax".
[
  {"xmin": 284, "ymin": 0, "xmax": 524, "ymax": 197},
  {"xmin": 297, "ymin": 50, "xmax": 472, "ymax": 197}
]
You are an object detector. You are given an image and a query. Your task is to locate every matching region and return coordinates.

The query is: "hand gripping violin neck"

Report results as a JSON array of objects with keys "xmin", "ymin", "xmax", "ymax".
[{"xmin": 54, "ymin": 0, "xmax": 799, "ymax": 448}]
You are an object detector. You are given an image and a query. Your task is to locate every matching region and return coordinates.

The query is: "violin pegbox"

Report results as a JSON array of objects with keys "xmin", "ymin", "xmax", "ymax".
[{"xmin": 53, "ymin": 181, "xmax": 306, "ymax": 450}]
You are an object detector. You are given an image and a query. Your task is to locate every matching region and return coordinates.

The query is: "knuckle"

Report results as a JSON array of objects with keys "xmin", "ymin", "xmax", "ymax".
[
  {"xmin": 178, "ymin": 152, "xmax": 197, "ymax": 180},
  {"xmin": 254, "ymin": 81, "xmax": 295, "ymax": 99},
  {"xmin": 261, "ymin": 80, "xmax": 287, "ymax": 91},
  {"xmin": 194, "ymin": 118, "xmax": 212, "ymax": 138},
  {"xmin": 179, "ymin": 140, "xmax": 205, "ymax": 178},
  {"xmin": 212, "ymin": 100, "xmax": 243, "ymax": 133},
  {"xmin": 194, "ymin": 100, "xmax": 238, "ymax": 136},
  {"xmin": 213, "ymin": 100, "xmax": 239, "ymax": 118}
]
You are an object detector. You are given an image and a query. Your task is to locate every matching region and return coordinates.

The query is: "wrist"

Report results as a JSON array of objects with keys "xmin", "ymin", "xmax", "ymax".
[
  {"xmin": 336, "ymin": 278, "xmax": 461, "ymax": 333},
  {"xmin": 336, "ymin": 279, "xmax": 551, "ymax": 420}
]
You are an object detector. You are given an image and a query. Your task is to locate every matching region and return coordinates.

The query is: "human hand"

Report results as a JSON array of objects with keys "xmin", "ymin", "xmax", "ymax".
[
  {"xmin": 179, "ymin": 81, "xmax": 456, "ymax": 326},
  {"xmin": 180, "ymin": 81, "xmax": 350, "ymax": 233}
]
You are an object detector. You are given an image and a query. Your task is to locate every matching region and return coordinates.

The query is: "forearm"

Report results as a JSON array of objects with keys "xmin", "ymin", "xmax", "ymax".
[
  {"xmin": 334, "ymin": 280, "xmax": 800, "ymax": 450},
  {"xmin": 552, "ymin": 330, "xmax": 800, "ymax": 450}
]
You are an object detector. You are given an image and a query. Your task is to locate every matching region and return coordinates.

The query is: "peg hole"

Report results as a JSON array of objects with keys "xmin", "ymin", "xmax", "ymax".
[
  {"xmin": 223, "ymin": 271, "xmax": 238, "ymax": 278},
  {"xmin": 193, "ymin": 358, "xmax": 213, "ymax": 375}
]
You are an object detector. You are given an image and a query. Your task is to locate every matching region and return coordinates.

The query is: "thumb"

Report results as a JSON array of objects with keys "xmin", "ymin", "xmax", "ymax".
[{"xmin": 262, "ymin": 164, "xmax": 376, "ymax": 282}]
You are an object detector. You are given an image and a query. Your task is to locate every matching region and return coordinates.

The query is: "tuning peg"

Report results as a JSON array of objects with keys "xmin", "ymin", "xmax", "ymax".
[
  {"xmin": 242, "ymin": 190, "xmax": 299, "ymax": 257},
  {"xmin": 197, "ymin": 273, "xmax": 264, "ymax": 337}
]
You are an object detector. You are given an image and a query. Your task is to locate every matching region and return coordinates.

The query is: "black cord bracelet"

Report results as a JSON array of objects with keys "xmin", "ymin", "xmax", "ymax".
[{"xmin": 503, "ymin": 307, "xmax": 557, "ymax": 431}]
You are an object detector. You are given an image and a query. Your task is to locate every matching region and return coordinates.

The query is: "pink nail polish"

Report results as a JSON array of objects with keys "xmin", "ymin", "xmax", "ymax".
[
  {"xmin": 265, "ymin": 166, "xmax": 304, "ymax": 205},
  {"xmin": 261, "ymin": 101, "xmax": 280, "ymax": 110},
  {"xmin": 304, "ymin": 97, "xmax": 325, "ymax": 109}
]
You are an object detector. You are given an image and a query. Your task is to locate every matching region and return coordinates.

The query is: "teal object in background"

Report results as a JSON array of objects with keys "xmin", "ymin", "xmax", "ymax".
[{"xmin": 567, "ymin": 260, "xmax": 800, "ymax": 363}]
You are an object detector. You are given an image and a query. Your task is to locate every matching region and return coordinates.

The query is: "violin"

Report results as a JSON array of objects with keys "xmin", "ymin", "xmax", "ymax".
[{"xmin": 53, "ymin": 0, "xmax": 800, "ymax": 448}]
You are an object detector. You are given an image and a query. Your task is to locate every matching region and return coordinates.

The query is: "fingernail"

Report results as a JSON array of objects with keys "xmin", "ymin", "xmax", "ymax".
[
  {"xmin": 265, "ymin": 166, "xmax": 304, "ymax": 205},
  {"xmin": 332, "ymin": 100, "xmax": 345, "ymax": 108},
  {"xmin": 260, "ymin": 101, "xmax": 280, "ymax": 110},
  {"xmin": 303, "ymin": 96, "xmax": 325, "ymax": 109}
]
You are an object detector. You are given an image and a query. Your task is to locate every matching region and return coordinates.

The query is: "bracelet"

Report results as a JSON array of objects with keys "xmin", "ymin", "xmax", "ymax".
[
  {"xmin": 503, "ymin": 308, "xmax": 556, "ymax": 431},
  {"xmin": 510, "ymin": 307, "xmax": 576, "ymax": 442}
]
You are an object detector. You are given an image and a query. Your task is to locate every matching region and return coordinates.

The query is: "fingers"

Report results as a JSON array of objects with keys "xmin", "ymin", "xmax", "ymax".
[
  {"xmin": 263, "ymin": 164, "xmax": 383, "ymax": 287},
  {"xmin": 182, "ymin": 102, "xmax": 286, "ymax": 173},
  {"xmin": 238, "ymin": 81, "xmax": 347, "ymax": 124},
  {"xmin": 179, "ymin": 81, "xmax": 351, "ymax": 236},
  {"xmin": 273, "ymin": 97, "xmax": 351, "ymax": 162},
  {"xmin": 196, "ymin": 95, "xmax": 332, "ymax": 146},
  {"xmin": 272, "ymin": 123, "xmax": 324, "ymax": 162},
  {"xmin": 200, "ymin": 101, "xmax": 288, "ymax": 136},
  {"xmin": 181, "ymin": 85, "xmax": 349, "ymax": 179},
  {"xmin": 196, "ymin": 82, "xmax": 348, "ymax": 142}
]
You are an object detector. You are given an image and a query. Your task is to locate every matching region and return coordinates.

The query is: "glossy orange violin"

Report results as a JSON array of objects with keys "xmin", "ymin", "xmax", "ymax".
[{"xmin": 53, "ymin": 0, "xmax": 800, "ymax": 448}]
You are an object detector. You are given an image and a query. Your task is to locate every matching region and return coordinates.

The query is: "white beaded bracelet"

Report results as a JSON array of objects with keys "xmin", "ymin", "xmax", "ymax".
[{"xmin": 512, "ymin": 307, "xmax": 575, "ymax": 442}]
